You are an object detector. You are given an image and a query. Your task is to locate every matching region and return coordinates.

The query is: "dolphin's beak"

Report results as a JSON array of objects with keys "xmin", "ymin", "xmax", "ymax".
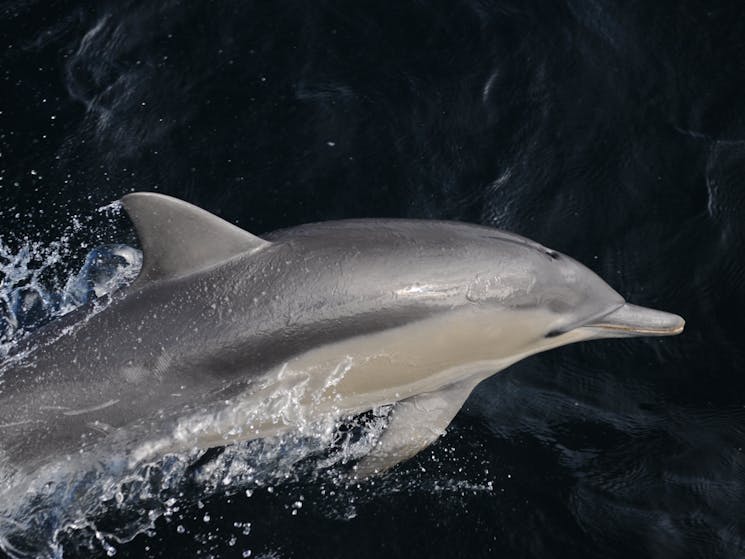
[{"xmin": 584, "ymin": 303, "xmax": 685, "ymax": 337}]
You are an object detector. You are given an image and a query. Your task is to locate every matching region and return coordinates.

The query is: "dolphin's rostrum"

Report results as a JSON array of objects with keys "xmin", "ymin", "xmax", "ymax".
[{"xmin": 0, "ymin": 193, "xmax": 684, "ymax": 478}]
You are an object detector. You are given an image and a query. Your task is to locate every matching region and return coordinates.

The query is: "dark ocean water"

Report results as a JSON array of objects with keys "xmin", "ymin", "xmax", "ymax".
[{"xmin": 1, "ymin": 1, "xmax": 745, "ymax": 557}]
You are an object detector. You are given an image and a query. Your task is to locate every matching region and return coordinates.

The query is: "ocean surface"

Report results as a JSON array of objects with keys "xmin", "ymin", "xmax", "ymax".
[{"xmin": 1, "ymin": 1, "xmax": 744, "ymax": 557}]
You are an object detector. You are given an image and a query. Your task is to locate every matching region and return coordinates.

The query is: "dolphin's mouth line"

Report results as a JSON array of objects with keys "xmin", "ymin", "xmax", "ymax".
[
  {"xmin": 582, "ymin": 303, "xmax": 685, "ymax": 337},
  {"xmin": 586, "ymin": 322, "xmax": 685, "ymax": 335}
]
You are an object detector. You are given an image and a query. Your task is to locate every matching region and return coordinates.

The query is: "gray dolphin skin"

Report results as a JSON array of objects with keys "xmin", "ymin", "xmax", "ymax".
[{"xmin": 0, "ymin": 193, "xmax": 684, "ymax": 478}]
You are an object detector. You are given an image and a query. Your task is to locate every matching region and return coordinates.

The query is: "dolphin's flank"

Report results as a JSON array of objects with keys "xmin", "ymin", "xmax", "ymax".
[{"xmin": 0, "ymin": 192, "xmax": 684, "ymax": 478}]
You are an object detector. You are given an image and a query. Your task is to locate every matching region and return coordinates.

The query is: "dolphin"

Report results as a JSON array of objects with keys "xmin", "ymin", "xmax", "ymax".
[{"xmin": 0, "ymin": 193, "xmax": 684, "ymax": 478}]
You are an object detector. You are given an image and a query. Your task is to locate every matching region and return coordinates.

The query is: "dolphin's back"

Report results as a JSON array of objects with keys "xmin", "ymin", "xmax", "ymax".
[{"xmin": 265, "ymin": 218, "xmax": 549, "ymax": 255}]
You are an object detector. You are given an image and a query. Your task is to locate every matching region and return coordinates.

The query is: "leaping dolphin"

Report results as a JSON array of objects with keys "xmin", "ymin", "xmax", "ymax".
[{"xmin": 0, "ymin": 193, "xmax": 684, "ymax": 478}]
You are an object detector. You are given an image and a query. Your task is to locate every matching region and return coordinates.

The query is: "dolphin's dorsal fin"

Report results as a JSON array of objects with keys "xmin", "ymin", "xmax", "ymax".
[{"xmin": 121, "ymin": 192, "xmax": 269, "ymax": 284}]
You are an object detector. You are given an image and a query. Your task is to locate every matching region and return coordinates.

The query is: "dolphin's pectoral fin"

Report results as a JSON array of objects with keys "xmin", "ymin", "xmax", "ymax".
[
  {"xmin": 354, "ymin": 378, "xmax": 480, "ymax": 478},
  {"xmin": 121, "ymin": 192, "xmax": 271, "ymax": 285}
]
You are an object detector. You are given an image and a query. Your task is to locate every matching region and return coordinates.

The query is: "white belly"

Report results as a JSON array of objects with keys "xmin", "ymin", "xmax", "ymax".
[{"xmin": 130, "ymin": 305, "xmax": 587, "ymax": 463}]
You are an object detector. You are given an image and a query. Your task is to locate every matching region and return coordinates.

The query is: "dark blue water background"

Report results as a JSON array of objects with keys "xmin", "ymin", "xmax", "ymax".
[{"xmin": 1, "ymin": 1, "xmax": 745, "ymax": 557}]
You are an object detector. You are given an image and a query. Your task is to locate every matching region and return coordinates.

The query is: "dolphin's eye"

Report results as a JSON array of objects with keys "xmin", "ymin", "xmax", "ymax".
[{"xmin": 544, "ymin": 249, "xmax": 560, "ymax": 260}]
